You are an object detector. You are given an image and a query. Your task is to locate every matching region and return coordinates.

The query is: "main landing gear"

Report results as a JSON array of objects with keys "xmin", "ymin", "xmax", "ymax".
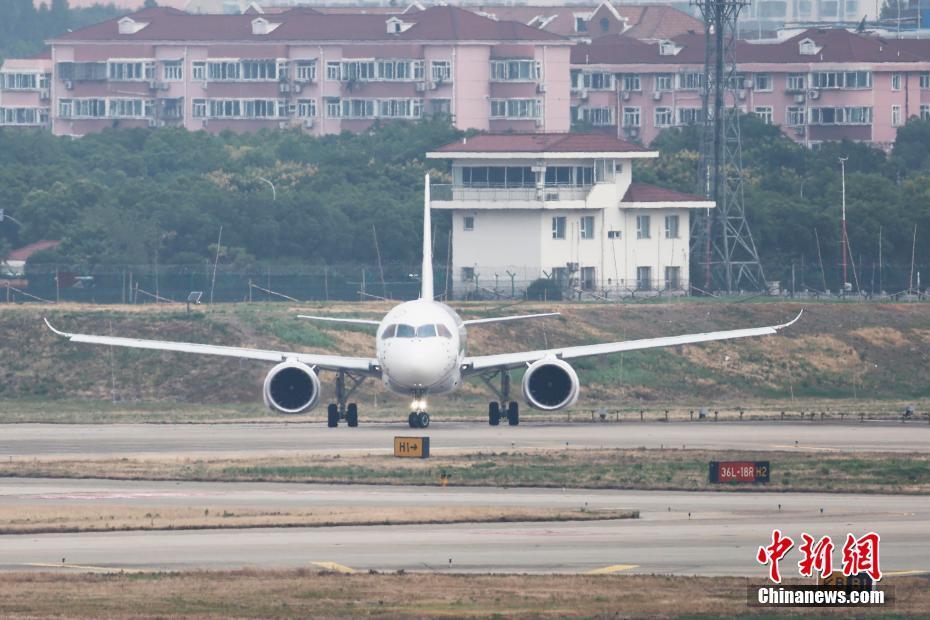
[
  {"xmin": 408, "ymin": 393, "xmax": 430, "ymax": 428},
  {"xmin": 481, "ymin": 368, "xmax": 519, "ymax": 426},
  {"xmin": 326, "ymin": 369, "xmax": 366, "ymax": 428}
]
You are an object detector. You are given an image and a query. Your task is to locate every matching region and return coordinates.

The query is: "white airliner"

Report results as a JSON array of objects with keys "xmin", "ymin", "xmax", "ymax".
[{"xmin": 46, "ymin": 174, "xmax": 801, "ymax": 429}]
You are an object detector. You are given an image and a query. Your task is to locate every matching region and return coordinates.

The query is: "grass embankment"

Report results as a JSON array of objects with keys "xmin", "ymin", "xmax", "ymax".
[
  {"xmin": 0, "ymin": 571, "xmax": 925, "ymax": 618},
  {"xmin": 3, "ymin": 300, "xmax": 930, "ymax": 411},
  {"xmin": 4, "ymin": 449, "xmax": 928, "ymax": 494},
  {"xmin": 0, "ymin": 505, "xmax": 635, "ymax": 536}
]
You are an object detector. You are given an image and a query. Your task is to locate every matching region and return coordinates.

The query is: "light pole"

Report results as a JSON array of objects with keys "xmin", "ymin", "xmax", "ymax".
[
  {"xmin": 839, "ymin": 156, "xmax": 849, "ymax": 291},
  {"xmin": 0, "ymin": 209, "xmax": 23, "ymax": 227},
  {"xmin": 258, "ymin": 177, "xmax": 276, "ymax": 201}
]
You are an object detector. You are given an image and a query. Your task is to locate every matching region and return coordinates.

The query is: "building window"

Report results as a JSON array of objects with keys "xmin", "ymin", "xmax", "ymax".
[
  {"xmin": 489, "ymin": 98, "xmax": 540, "ymax": 119},
  {"xmin": 325, "ymin": 98, "xmax": 341, "ymax": 118},
  {"xmin": 579, "ymin": 107, "xmax": 613, "ymax": 126},
  {"xmin": 580, "ymin": 216, "xmax": 595, "ymax": 239},
  {"xmin": 754, "ymin": 106, "xmax": 773, "ymax": 124},
  {"xmin": 429, "ymin": 99, "xmax": 451, "ymax": 117},
  {"xmin": 677, "ymin": 108, "xmax": 702, "ymax": 125},
  {"xmin": 580, "ymin": 266, "xmax": 596, "ymax": 290},
  {"xmin": 192, "ymin": 99, "xmax": 206, "ymax": 118},
  {"xmin": 621, "ymin": 74, "xmax": 641, "ymax": 91},
  {"xmin": 490, "ymin": 59, "xmax": 540, "ymax": 82},
  {"xmin": 295, "ymin": 60, "xmax": 317, "ymax": 82},
  {"xmin": 58, "ymin": 99, "xmax": 73, "ymax": 118},
  {"xmin": 786, "ymin": 106, "xmax": 805, "ymax": 126},
  {"xmin": 636, "ymin": 266, "xmax": 652, "ymax": 290},
  {"xmin": 892, "ymin": 104, "xmax": 902, "ymax": 127},
  {"xmin": 622, "ymin": 106, "xmax": 640, "ymax": 127},
  {"xmin": 107, "ymin": 98, "xmax": 152, "ymax": 119},
  {"xmin": 811, "ymin": 71, "xmax": 872, "ymax": 90},
  {"xmin": 431, "ymin": 60, "xmax": 451, "ymax": 82},
  {"xmin": 552, "ymin": 216, "xmax": 566, "ymax": 240},
  {"xmin": 665, "ymin": 266, "xmax": 681, "ymax": 290},
  {"xmin": 891, "ymin": 73, "xmax": 902, "ymax": 91},
  {"xmin": 461, "ymin": 266, "xmax": 475, "ymax": 282},
  {"xmin": 654, "ymin": 107, "xmax": 673, "ymax": 127},
  {"xmin": 607, "ymin": 230, "xmax": 622, "ymax": 239},
  {"xmin": 787, "ymin": 73, "xmax": 805, "ymax": 91},
  {"xmin": 163, "ymin": 60, "xmax": 182, "ymax": 81},
  {"xmin": 809, "ymin": 106, "xmax": 872, "ymax": 125},
  {"xmin": 677, "ymin": 72, "xmax": 703, "ymax": 90},
  {"xmin": 664, "ymin": 215, "xmax": 680, "ymax": 239},
  {"xmin": 655, "ymin": 73, "xmax": 673, "ymax": 91},
  {"xmin": 207, "ymin": 61, "xmax": 241, "ymax": 81},
  {"xmin": 192, "ymin": 62, "xmax": 206, "ymax": 81},
  {"xmin": 574, "ymin": 71, "xmax": 613, "ymax": 91},
  {"xmin": 754, "ymin": 73, "xmax": 772, "ymax": 91},
  {"xmin": 1, "ymin": 72, "xmax": 38, "ymax": 90},
  {"xmin": 463, "ymin": 215, "xmax": 474, "ymax": 231},
  {"xmin": 921, "ymin": 73, "xmax": 930, "ymax": 89},
  {"xmin": 599, "ymin": 17, "xmax": 609, "ymax": 32},
  {"xmin": 575, "ymin": 16, "xmax": 588, "ymax": 32},
  {"xmin": 108, "ymin": 60, "xmax": 154, "ymax": 81},
  {"xmin": 636, "ymin": 214, "xmax": 651, "ymax": 239},
  {"xmin": 922, "ymin": 104, "xmax": 930, "ymax": 120},
  {"xmin": 326, "ymin": 61, "xmax": 341, "ymax": 81},
  {"xmin": 297, "ymin": 99, "xmax": 317, "ymax": 117}
]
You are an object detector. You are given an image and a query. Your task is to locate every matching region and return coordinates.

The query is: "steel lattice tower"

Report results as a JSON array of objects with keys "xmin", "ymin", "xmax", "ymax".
[{"xmin": 690, "ymin": 0, "xmax": 766, "ymax": 293}]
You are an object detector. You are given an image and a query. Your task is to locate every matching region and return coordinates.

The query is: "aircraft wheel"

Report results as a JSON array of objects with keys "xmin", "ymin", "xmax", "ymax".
[
  {"xmin": 327, "ymin": 403, "xmax": 339, "ymax": 428},
  {"xmin": 489, "ymin": 402, "xmax": 501, "ymax": 426},
  {"xmin": 347, "ymin": 403, "xmax": 358, "ymax": 427},
  {"xmin": 507, "ymin": 401, "xmax": 519, "ymax": 426},
  {"xmin": 408, "ymin": 412, "xmax": 420, "ymax": 428},
  {"xmin": 417, "ymin": 412, "xmax": 430, "ymax": 428}
]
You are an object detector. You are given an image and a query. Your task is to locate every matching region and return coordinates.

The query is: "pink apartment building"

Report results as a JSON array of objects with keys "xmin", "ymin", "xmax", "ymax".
[
  {"xmin": 4, "ymin": 5, "xmax": 572, "ymax": 137},
  {"xmin": 0, "ymin": 52, "xmax": 52, "ymax": 128},
  {"xmin": 571, "ymin": 28, "xmax": 930, "ymax": 149}
]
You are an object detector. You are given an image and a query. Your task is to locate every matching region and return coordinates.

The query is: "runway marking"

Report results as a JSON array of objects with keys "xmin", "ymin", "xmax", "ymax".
[
  {"xmin": 884, "ymin": 570, "xmax": 928, "ymax": 576},
  {"xmin": 310, "ymin": 561, "xmax": 356, "ymax": 574},
  {"xmin": 586, "ymin": 564, "xmax": 638, "ymax": 575},
  {"xmin": 24, "ymin": 563, "xmax": 145, "ymax": 573},
  {"xmin": 770, "ymin": 444, "xmax": 843, "ymax": 452}
]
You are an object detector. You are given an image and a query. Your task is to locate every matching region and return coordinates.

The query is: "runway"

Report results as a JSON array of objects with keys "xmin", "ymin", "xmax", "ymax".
[
  {"xmin": 1, "ymin": 478, "xmax": 928, "ymax": 576},
  {"xmin": 1, "ymin": 420, "xmax": 928, "ymax": 459}
]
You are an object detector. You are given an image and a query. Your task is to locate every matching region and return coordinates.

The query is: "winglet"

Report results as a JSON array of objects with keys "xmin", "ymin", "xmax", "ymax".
[
  {"xmin": 774, "ymin": 309, "xmax": 803, "ymax": 331},
  {"xmin": 43, "ymin": 317, "xmax": 70, "ymax": 338}
]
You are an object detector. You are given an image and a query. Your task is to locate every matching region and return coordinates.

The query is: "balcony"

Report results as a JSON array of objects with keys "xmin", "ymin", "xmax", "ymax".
[{"xmin": 431, "ymin": 184, "xmax": 590, "ymax": 206}]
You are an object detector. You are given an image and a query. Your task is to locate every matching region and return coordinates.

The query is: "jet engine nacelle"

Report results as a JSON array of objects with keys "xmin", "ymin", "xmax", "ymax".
[
  {"xmin": 262, "ymin": 361, "xmax": 321, "ymax": 414},
  {"xmin": 521, "ymin": 358, "xmax": 580, "ymax": 410}
]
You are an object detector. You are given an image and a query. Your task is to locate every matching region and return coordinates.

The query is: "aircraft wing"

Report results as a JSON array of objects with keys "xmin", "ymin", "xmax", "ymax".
[
  {"xmin": 297, "ymin": 315, "xmax": 381, "ymax": 326},
  {"xmin": 462, "ymin": 312, "xmax": 561, "ymax": 326},
  {"xmin": 463, "ymin": 311, "xmax": 802, "ymax": 374},
  {"xmin": 44, "ymin": 319, "xmax": 379, "ymax": 375}
]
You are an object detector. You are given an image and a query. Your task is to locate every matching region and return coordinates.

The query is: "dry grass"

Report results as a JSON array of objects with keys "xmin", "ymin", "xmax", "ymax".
[
  {"xmin": 0, "ymin": 570, "xmax": 924, "ymax": 618},
  {"xmin": 3, "ymin": 448, "xmax": 928, "ymax": 494},
  {"xmin": 0, "ymin": 504, "xmax": 635, "ymax": 535}
]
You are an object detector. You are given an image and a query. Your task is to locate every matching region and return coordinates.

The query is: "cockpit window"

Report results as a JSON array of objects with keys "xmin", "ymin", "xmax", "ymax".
[
  {"xmin": 381, "ymin": 324, "xmax": 396, "ymax": 340},
  {"xmin": 396, "ymin": 324, "xmax": 416, "ymax": 338},
  {"xmin": 436, "ymin": 324, "xmax": 453, "ymax": 338},
  {"xmin": 416, "ymin": 324, "xmax": 437, "ymax": 338}
]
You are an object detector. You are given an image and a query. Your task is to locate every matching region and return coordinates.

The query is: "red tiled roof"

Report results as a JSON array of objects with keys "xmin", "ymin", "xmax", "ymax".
[
  {"xmin": 432, "ymin": 132, "xmax": 651, "ymax": 154},
  {"xmin": 51, "ymin": 5, "xmax": 567, "ymax": 43},
  {"xmin": 574, "ymin": 27, "xmax": 928, "ymax": 66},
  {"xmin": 622, "ymin": 183, "xmax": 708, "ymax": 203},
  {"xmin": 7, "ymin": 240, "xmax": 61, "ymax": 262}
]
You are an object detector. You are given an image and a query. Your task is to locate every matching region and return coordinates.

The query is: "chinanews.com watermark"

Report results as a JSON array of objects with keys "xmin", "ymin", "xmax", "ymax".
[{"xmin": 748, "ymin": 530, "xmax": 894, "ymax": 608}]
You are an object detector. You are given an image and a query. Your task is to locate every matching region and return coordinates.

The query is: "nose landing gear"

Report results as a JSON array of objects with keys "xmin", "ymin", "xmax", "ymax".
[{"xmin": 408, "ymin": 393, "xmax": 430, "ymax": 428}]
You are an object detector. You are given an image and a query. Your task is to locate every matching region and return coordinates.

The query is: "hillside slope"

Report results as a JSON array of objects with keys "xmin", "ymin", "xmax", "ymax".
[{"xmin": 0, "ymin": 301, "xmax": 927, "ymax": 406}]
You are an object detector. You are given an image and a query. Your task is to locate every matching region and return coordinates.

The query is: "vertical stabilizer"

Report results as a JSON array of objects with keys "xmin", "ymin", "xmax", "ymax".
[{"xmin": 421, "ymin": 173, "xmax": 434, "ymax": 300}]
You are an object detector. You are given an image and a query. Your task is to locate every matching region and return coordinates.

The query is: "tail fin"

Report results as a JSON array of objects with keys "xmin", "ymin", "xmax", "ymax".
[{"xmin": 421, "ymin": 173, "xmax": 434, "ymax": 300}]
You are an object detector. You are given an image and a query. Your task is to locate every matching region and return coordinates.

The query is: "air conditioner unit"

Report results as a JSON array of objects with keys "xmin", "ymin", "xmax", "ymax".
[
  {"xmin": 743, "ymin": 78, "xmax": 753, "ymax": 89},
  {"xmin": 39, "ymin": 89, "xmax": 50, "ymax": 100},
  {"xmin": 288, "ymin": 104, "xmax": 296, "ymax": 114},
  {"xmin": 148, "ymin": 119, "xmax": 158, "ymax": 127},
  {"xmin": 737, "ymin": 89, "xmax": 747, "ymax": 100},
  {"xmin": 624, "ymin": 127, "xmax": 639, "ymax": 138},
  {"xmin": 63, "ymin": 80, "xmax": 73, "ymax": 90},
  {"xmin": 580, "ymin": 89, "xmax": 589, "ymax": 100},
  {"xmin": 304, "ymin": 118, "xmax": 314, "ymax": 128},
  {"xmin": 202, "ymin": 119, "xmax": 209, "ymax": 128},
  {"xmin": 278, "ymin": 121, "xmax": 288, "ymax": 129},
  {"xmin": 156, "ymin": 120, "xmax": 166, "ymax": 127},
  {"xmin": 652, "ymin": 91, "xmax": 662, "ymax": 101},
  {"xmin": 428, "ymin": 80, "xmax": 438, "ymax": 90},
  {"xmin": 621, "ymin": 90, "xmax": 631, "ymax": 100},
  {"xmin": 794, "ymin": 93, "xmax": 805, "ymax": 103},
  {"xmin": 158, "ymin": 82, "xmax": 170, "ymax": 91},
  {"xmin": 536, "ymin": 83, "xmax": 546, "ymax": 94},
  {"xmin": 279, "ymin": 83, "xmax": 290, "ymax": 93},
  {"xmin": 148, "ymin": 81, "xmax": 157, "ymax": 90},
  {"xmin": 293, "ymin": 83, "xmax": 302, "ymax": 94},
  {"xmin": 415, "ymin": 81, "xmax": 428, "ymax": 92},
  {"xmin": 545, "ymin": 191, "xmax": 560, "ymax": 201},
  {"xmin": 534, "ymin": 118, "xmax": 544, "ymax": 128},
  {"xmin": 807, "ymin": 89, "xmax": 820, "ymax": 100}
]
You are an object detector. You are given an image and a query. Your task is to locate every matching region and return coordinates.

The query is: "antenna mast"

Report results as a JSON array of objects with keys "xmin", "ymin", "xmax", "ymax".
[{"xmin": 691, "ymin": 0, "xmax": 766, "ymax": 293}]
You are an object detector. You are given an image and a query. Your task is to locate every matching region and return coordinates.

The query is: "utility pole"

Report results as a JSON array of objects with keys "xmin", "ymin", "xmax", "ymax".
[{"xmin": 839, "ymin": 157, "xmax": 849, "ymax": 291}]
